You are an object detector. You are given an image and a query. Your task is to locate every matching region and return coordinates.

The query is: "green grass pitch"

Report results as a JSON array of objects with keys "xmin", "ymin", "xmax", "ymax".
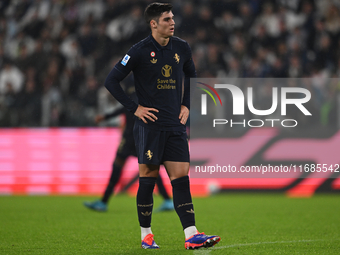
[{"xmin": 0, "ymin": 193, "xmax": 339, "ymax": 254}]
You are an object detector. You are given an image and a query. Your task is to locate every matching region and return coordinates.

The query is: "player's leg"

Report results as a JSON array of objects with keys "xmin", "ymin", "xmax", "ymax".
[
  {"xmin": 163, "ymin": 131, "xmax": 220, "ymax": 249},
  {"xmin": 154, "ymin": 174, "xmax": 174, "ymax": 212},
  {"xmin": 84, "ymin": 136, "xmax": 131, "ymax": 212},
  {"xmin": 162, "ymin": 131, "xmax": 197, "ymax": 238},
  {"xmin": 156, "ymin": 175, "xmax": 170, "ymax": 200},
  {"xmin": 83, "ymin": 156, "xmax": 127, "ymax": 212},
  {"xmin": 164, "ymin": 161, "xmax": 220, "ymax": 249},
  {"xmin": 102, "ymin": 156, "xmax": 126, "ymax": 203},
  {"xmin": 133, "ymin": 123, "xmax": 165, "ymax": 249},
  {"xmin": 138, "ymin": 164, "xmax": 160, "ymax": 249},
  {"xmin": 101, "ymin": 135, "xmax": 136, "ymax": 203},
  {"xmin": 163, "ymin": 161, "xmax": 196, "ymax": 233}
]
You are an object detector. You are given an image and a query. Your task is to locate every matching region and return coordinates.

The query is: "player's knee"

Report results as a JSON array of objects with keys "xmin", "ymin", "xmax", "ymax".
[
  {"xmin": 139, "ymin": 164, "xmax": 160, "ymax": 177},
  {"xmin": 169, "ymin": 172, "xmax": 188, "ymax": 181}
]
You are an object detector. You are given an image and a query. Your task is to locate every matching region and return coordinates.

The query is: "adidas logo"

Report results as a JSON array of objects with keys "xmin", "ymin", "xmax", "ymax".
[{"xmin": 141, "ymin": 211, "xmax": 152, "ymax": 216}]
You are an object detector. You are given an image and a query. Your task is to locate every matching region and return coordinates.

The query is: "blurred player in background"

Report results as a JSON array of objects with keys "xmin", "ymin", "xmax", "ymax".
[
  {"xmin": 104, "ymin": 2, "xmax": 220, "ymax": 250},
  {"xmin": 83, "ymin": 83, "xmax": 174, "ymax": 212}
]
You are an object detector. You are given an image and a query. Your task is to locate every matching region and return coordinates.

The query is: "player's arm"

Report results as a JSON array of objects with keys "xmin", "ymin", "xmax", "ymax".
[
  {"xmin": 180, "ymin": 42, "xmax": 197, "ymax": 125},
  {"xmin": 104, "ymin": 50, "xmax": 158, "ymax": 124},
  {"xmin": 104, "ymin": 62, "xmax": 138, "ymax": 113}
]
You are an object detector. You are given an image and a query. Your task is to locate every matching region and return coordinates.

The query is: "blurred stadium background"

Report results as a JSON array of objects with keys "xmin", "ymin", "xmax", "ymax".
[{"xmin": 0, "ymin": 0, "xmax": 340, "ymax": 197}]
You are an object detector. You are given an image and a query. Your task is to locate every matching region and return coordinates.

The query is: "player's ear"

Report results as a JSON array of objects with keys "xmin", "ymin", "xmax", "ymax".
[{"xmin": 150, "ymin": 19, "xmax": 157, "ymax": 29}]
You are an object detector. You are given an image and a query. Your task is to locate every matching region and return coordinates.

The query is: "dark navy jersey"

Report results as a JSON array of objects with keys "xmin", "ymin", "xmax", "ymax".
[{"xmin": 105, "ymin": 34, "xmax": 196, "ymax": 131}]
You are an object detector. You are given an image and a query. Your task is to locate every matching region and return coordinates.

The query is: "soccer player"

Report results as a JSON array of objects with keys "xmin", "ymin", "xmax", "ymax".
[
  {"xmin": 83, "ymin": 83, "xmax": 174, "ymax": 212},
  {"xmin": 104, "ymin": 2, "xmax": 220, "ymax": 250}
]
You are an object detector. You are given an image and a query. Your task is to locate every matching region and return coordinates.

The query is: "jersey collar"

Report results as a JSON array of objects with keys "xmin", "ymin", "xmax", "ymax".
[{"xmin": 149, "ymin": 34, "xmax": 173, "ymax": 51}]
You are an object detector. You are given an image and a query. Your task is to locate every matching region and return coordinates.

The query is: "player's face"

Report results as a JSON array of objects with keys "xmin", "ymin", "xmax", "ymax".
[{"xmin": 155, "ymin": 11, "xmax": 175, "ymax": 38}]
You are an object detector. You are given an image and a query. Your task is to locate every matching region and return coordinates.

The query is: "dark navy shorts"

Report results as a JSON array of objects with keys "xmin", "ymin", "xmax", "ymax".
[
  {"xmin": 116, "ymin": 134, "xmax": 137, "ymax": 159},
  {"xmin": 133, "ymin": 124, "xmax": 189, "ymax": 165}
]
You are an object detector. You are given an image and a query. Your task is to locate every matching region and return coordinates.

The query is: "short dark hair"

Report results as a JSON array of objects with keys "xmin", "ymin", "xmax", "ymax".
[{"xmin": 144, "ymin": 2, "xmax": 173, "ymax": 25}]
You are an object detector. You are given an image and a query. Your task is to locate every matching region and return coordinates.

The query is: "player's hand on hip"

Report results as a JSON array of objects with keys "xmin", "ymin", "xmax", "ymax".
[
  {"xmin": 134, "ymin": 105, "xmax": 159, "ymax": 124},
  {"xmin": 179, "ymin": 105, "xmax": 189, "ymax": 125}
]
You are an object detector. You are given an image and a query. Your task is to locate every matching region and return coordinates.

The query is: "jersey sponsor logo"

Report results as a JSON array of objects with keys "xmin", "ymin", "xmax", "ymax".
[
  {"xmin": 174, "ymin": 53, "xmax": 180, "ymax": 64},
  {"xmin": 157, "ymin": 78, "xmax": 176, "ymax": 89},
  {"xmin": 162, "ymin": 65, "xmax": 172, "ymax": 77},
  {"xmin": 150, "ymin": 58, "xmax": 157, "ymax": 64},
  {"xmin": 150, "ymin": 51, "xmax": 156, "ymax": 57},
  {"xmin": 145, "ymin": 150, "xmax": 153, "ymax": 160},
  {"xmin": 157, "ymin": 84, "xmax": 176, "ymax": 89},
  {"xmin": 121, "ymin": 54, "xmax": 130, "ymax": 66}
]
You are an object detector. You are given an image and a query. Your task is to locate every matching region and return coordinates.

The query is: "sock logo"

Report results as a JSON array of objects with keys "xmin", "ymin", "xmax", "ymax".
[
  {"xmin": 177, "ymin": 202, "xmax": 193, "ymax": 208},
  {"xmin": 145, "ymin": 150, "xmax": 153, "ymax": 160},
  {"xmin": 138, "ymin": 203, "xmax": 153, "ymax": 207},
  {"xmin": 186, "ymin": 209, "xmax": 195, "ymax": 214},
  {"xmin": 141, "ymin": 211, "xmax": 152, "ymax": 216}
]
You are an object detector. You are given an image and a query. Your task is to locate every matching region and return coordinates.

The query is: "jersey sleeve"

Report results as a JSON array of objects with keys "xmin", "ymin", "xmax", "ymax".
[
  {"xmin": 104, "ymin": 48, "xmax": 139, "ymax": 113},
  {"xmin": 182, "ymin": 42, "xmax": 197, "ymax": 110}
]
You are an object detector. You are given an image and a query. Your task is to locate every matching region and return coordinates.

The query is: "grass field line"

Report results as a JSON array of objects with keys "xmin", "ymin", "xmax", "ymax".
[{"xmin": 193, "ymin": 239, "xmax": 330, "ymax": 254}]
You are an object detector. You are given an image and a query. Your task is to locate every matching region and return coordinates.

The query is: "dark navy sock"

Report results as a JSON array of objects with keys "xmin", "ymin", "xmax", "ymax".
[
  {"xmin": 137, "ymin": 177, "xmax": 157, "ymax": 228},
  {"xmin": 171, "ymin": 175, "xmax": 195, "ymax": 230}
]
